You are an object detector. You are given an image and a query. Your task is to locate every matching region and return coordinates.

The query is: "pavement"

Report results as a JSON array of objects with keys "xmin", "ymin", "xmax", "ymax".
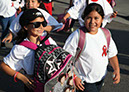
[{"xmin": 0, "ymin": 0, "xmax": 129, "ymax": 92}]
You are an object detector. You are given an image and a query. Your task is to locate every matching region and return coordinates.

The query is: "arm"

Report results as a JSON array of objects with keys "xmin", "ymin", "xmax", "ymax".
[
  {"xmin": 109, "ymin": 55, "xmax": 120, "ymax": 84},
  {"xmin": 61, "ymin": 13, "xmax": 71, "ymax": 23},
  {"xmin": 64, "ymin": 0, "xmax": 86, "ymax": 20},
  {"xmin": 2, "ymin": 31, "xmax": 13, "ymax": 43},
  {"xmin": 0, "ymin": 62, "xmax": 36, "ymax": 90},
  {"xmin": 74, "ymin": 76, "xmax": 85, "ymax": 91}
]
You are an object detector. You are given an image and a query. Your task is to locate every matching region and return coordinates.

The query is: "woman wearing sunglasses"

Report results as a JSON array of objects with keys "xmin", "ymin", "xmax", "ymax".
[
  {"xmin": 2, "ymin": 0, "xmax": 63, "ymax": 43},
  {"xmin": 0, "ymin": 9, "xmax": 57, "ymax": 92}
]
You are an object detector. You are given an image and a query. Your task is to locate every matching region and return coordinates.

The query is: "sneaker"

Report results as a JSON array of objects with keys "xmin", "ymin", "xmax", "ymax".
[{"xmin": 1, "ymin": 42, "xmax": 6, "ymax": 49}]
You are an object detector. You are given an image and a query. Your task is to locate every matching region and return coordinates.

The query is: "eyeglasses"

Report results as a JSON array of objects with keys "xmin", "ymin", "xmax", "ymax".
[{"xmin": 29, "ymin": 21, "xmax": 47, "ymax": 28}]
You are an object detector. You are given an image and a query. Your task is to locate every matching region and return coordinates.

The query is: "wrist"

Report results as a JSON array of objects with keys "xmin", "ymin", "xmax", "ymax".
[
  {"xmin": 14, "ymin": 72, "xmax": 19, "ymax": 82},
  {"xmin": 73, "ymin": 74, "xmax": 77, "ymax": 80}
]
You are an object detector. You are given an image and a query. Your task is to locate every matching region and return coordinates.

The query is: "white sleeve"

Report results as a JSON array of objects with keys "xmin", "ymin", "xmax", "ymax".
[
  {"xmin": 68, "ymin": 0, "xmax": 86, "ymax": 19},
  {"xmin": 9, "ymin": 12, "xmax": 23, "ymax": 36},
  {"xmin": 37, "ymin": 8, "xmax": 63, "ymax": 31},
  {"xmin": 108, "ymin": 37, "xmax": 118, "ymax": 59},
  {"xmin": 3, "ymin": 45, "xmax": 27, "ymax": 71},
  {"xmin": 63, "ymin": 29, "xmax": 79, "ymax": 56},
  {"xmin": 48, "ymin": 37, "xmax": 57, "ymax": 46}
]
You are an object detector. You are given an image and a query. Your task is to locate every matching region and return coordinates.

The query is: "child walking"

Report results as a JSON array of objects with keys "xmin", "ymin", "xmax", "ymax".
[
  {"xmin": 0, "ymin": 8, "xmax": 57, "ymax": 92},
  {"xmin": 62, "ymin": 0, "xmax": 117, "ymax": 28},
  {"xmin": 2, "ymin": 0, "xmax": 63, "ymax": 43},
  {"xmin": 63, "ymin": 3, "xmax": 120, "ymax": 92}
]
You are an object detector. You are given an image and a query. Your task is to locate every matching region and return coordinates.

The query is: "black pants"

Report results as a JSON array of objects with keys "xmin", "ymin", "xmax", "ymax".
[
  {"xmin": 24, "ymin": 85, "xmax": 34, "ymax": 92},
  {"xmin": 76, "ymin": 79, "xmax": 104, "ymax": 92}
]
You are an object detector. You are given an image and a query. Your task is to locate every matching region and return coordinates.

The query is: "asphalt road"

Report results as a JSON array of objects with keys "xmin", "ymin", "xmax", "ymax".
[{"xmin": 0, "ymin": 0, "xmax": 129, "ymax": 92}]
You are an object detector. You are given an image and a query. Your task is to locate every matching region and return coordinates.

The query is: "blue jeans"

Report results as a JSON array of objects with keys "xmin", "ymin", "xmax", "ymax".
[
  {"xmin": 0, "ymin": 14, "xmax": 16, "ymax": 40},
  {"xmin": 76, "ymin": 79, "xmax": 104, "ymax": 92}
]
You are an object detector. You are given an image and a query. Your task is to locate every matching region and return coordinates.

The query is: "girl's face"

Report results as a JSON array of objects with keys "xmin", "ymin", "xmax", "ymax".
[
  {"xmin": 69, "ymin": 79, "xmax": 73, "ymax": 86},
  {"xmin": 60, "ymin": 76, "xmax": 66, "ymax": 84},
  {"xmin": 24, "ymin": 17, "xmax": 46, "ymax": 37},
  {"xmin": 84, "ymin": 10, "xmax": 103, "ymax": 34},
  {"xmin": 26, "ymin": 0, "xmax": 40, "ymax": 9}
]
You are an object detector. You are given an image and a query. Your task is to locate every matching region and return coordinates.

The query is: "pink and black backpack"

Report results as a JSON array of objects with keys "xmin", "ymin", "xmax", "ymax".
[{"xmin": 20, "ymin": 34, "xmax": 78, "ymax": 92}]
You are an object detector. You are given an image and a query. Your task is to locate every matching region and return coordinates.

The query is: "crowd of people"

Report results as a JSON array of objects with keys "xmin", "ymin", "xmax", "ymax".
[{"xmin": 0, "ymin": 0, "xmax": 120, "ymax": 92}]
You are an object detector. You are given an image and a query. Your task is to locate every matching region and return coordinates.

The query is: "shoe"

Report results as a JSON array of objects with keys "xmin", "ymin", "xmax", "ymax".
[{"xmin": 1, "ymin": 42, "xmax": 6, "ymax": 49}]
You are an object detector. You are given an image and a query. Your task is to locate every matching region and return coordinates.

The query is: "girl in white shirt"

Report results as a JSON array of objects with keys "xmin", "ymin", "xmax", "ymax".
[
  {"xmin": 63, "ymin": 3, "xmax": 120, "ymax": 92},
  {"xmin": 0, "ymin": 9, "xmax": 57, "ymax": 92},
  {"xmin": 62, "ymin": 0, "xmax": 117, "ymax": 27},
  {"xmin": 2, "ymin": 0, "xmax": 63, "ymax": 43}
]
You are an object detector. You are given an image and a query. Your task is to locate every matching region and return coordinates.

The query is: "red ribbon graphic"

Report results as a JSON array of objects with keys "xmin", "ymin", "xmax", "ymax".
[
  {"xmin": 102, "ymin": 45, "xmax": 107, "ymax": 56},
  {"xmin": 91, "ymin": 0, "xmax": 98, "ymax": 2}
]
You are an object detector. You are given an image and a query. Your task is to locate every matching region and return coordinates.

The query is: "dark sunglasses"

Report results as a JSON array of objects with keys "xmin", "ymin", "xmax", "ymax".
[{"xmin": 29, "ymin": 21, "xmax": 47, "ymax": 28}]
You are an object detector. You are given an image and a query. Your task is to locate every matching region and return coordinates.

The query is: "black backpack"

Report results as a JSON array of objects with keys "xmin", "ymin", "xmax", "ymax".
[{"xmin": 20, "ymin": 34, "xmax": 78, "ymax": 92}]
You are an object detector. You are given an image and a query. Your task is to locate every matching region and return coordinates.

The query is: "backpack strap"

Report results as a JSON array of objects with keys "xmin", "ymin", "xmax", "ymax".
[
  {"xmin": 40, "ymin": 33, "xmax": 50, "ymax": 45},
  {"xmin": 19, "ymin": 35, "xmax": 50, "ymax": 50},
  {"xmin": 19, "ymin": 41, "xmax": 37, "ymax": 50},
  {"xmin": 75, "ymin": 26, "xmax": 86, "ymax": 61},
  {"xmin": 75, "ymin": 27, "xmax": 111, "ymax": 61},
  {"xmin": 101, "ymin": 28, "xmax": 111, "ymax": 49}
]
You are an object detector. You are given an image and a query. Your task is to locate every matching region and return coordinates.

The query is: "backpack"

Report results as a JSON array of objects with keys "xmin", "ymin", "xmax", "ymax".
[
  {"xmin": 19, "ymin": 35, "xmax": 78, "ymax": 92},
  {"xmin": 76, "ymin": 26, "xmax": 111, "ymax": 60}
]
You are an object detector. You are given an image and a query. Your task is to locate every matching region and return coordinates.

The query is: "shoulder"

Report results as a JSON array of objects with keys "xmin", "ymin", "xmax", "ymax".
[
  {"xmin": 11, "ymin": 44, "xmax": 32, "ymax": 54},
  {"xmin": 37, "ymin": 8, "xmax": 50, "ymax": 16},
  {"xmin": 48, "ymin": 37, "xmax": 57, "ymax": 46}
]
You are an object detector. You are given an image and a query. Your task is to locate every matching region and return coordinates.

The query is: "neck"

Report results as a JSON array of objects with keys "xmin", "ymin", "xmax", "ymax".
[{"xmin": 27, "ymin": 35, "xmax": 41, "ymax": 44}]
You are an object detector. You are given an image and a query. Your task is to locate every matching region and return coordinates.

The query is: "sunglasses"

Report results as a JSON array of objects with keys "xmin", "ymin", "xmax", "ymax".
[{"xmin": 29, "ymin": 21, "xmax": 47, "ymax": 28}]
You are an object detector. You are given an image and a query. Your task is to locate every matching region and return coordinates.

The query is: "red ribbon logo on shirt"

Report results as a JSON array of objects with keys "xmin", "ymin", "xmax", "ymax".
[
  {"xmin": 91, "ymin": 0, "xmax": 98, "ymax": 2},
  {"xmin": 102, "ymin": 45, "xmax": 107, "ymax": 56}
]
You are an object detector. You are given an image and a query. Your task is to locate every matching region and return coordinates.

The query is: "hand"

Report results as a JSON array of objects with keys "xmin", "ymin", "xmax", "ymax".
[
  {"xmin": 17, "ymin": 7, "xmax": 22, "ymax": 14},
  {"xmin": 74, "ymin": 77, "xmax": 85, "ymax": 91},
  {"xmin": 60, "ymin": 18, "xmax": 66, "ymax": 24},
  {"xmin": 110, "ymin": 11, "xmax": 118, "ymax": 18},
  {"xmin": 2, "ymin": 32, "xmax": 13, "ymax": 43},
  {"xmin": 112, "ymin": 70, "xmax": 120, "ymax": 84},
  {"xmin": 24, "ymin": 78, "xmax": 36, "ymax": 90},
  {"xmin": 18, "ymin": 73, "xmax": 36, "ymax": 90}
]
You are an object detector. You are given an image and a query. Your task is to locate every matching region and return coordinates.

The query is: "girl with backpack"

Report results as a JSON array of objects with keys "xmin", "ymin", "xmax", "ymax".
[
  {"xmin": 61, "ymin": 0, "xmax": 117, "ymax": 28},
  {"xmin": 2, "ymin": 0, "xmax": 63, "ymax": 43},
  {"xmin": 63, "ymin": 3, "xmax": 120, "ymax": 92},
  {"xmin": 0, "ymin": 8, "xmax": 57, "ymax": 92}
]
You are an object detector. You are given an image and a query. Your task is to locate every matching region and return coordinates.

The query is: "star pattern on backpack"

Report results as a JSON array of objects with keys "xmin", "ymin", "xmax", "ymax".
[{"xmin": 46, "ymin": 56, "xmax": 58, "ymax": 74}]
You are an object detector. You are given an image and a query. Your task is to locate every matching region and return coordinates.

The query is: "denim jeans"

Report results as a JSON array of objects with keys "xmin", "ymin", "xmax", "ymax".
[
  {"xmin": 0, "ymin": 14, "xmax": 16, "ymax": 41},
  {"xmin": 76, "ymin": 79, "xmax": 104, "ymax": 92}
]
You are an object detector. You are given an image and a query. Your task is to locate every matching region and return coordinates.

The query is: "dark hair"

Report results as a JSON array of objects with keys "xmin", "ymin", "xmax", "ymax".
[
  {"xmin": 15, "ymin": 9, "xmax": 46, "ymax": 44},
  {"xmin": 67, "ymin": 76, "xmax": 73, "ymax": 85},
  {"xmin": 58, "ymin": 74, "xmax": 66, "ymax": 82},
  {"xmin": 83, "ymin": 3, "xmax": 104, "ymax": 19},
  {"xmin": 24, "ymin": 0, "xmax": 48, "ymax": 13}
]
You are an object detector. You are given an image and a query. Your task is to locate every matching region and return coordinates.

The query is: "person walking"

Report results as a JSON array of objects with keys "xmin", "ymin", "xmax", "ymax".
[
  {"xmin": 62, "ymin": 0, "xmax": 117, "ymax": 28},
  {"xmin": 0, "ymin": 0, "xmax": 16, "ymax": 48},
  {"xmin": 0, "ymin": 8, "xmax": 57, "ymax": 92},
  {"xmin": 63, "ymin": 3, "xmax": 120, "ymax": 92},
  {"xmin": 2, "ymin": 0, "xmax": 63, "ymax": 43}
]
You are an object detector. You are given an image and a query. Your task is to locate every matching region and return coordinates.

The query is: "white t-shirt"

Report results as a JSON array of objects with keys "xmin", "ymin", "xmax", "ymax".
[
  {"xmin": 68, "ymin": 0, "xmax": 113, "ymax": 27},
  {"xmin": 3, "ymin": 37, "xmax": 57, "ymax": 75},
  {"xmin": 0, "ymin": 0, "xmax": 16, "ymax": 18},
  {"xmin": 12, "ymin": 0, "xmax": 25, "ymax": 9},
  {"xmin": 63, "ymin": 28, "xmax": 118, "ymax": 83},
  {"xmin": 9, "ymin": 8, "xmax": 63, "ymax": 36}
]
